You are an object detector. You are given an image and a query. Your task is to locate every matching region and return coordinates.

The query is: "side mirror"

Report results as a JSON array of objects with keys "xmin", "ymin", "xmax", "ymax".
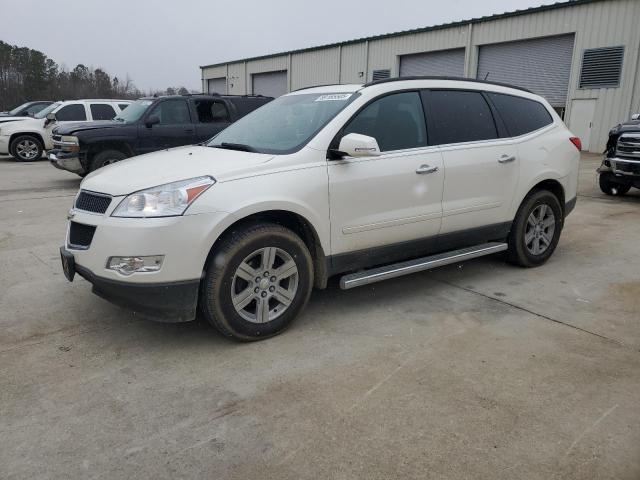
[
  {"xmin": 631, "ymin": 113, "xmax": 640, "ymax": 121},
  {"xmin": 46, "ymin": 112, "xmax": 56, "ymax": 121},
  {"xmin": 333, "ymin": 133, "xmax": 381, "ymax": 158},
  {"xmin": 145, "ymin": 115, "xmax": 160, "ymax": 128}
]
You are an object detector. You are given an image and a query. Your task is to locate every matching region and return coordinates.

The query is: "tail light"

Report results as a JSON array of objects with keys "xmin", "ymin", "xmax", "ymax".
[{"xmin": 569, "ymin": 137, "xmax": 582, "ymax": 151}]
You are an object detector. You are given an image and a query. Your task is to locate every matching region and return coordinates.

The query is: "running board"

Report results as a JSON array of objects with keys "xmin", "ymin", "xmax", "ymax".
[{"xmin": 339, "ymin": 242, "xmax": 508, "ymax": 290}]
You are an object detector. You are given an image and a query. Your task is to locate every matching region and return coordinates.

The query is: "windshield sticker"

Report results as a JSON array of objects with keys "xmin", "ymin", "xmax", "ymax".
[{"xmin": 315, "ymin": 93, "xmax": 352, "ymax": 102}]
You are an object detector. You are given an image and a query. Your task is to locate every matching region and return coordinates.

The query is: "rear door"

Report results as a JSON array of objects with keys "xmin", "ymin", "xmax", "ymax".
[
  {"xmin": 88, "ymin": 103, "xmax": 117, "ymax": 121},
  {"xmin": 137, "ymin": 98, "xmax": 196, "ymax": 153},
  {"xmin": 193, "ymin": 98, "xmax": 232, "ymax": 143},
  {"xmin": 422, "ymin": 89, "xmax": 518, "ymax": 235}
]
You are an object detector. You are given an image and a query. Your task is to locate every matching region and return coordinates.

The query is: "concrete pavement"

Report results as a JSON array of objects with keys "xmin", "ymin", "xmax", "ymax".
[{"xmin": 1, "ymin": 154, "xmax": 639, "ymax": 479}]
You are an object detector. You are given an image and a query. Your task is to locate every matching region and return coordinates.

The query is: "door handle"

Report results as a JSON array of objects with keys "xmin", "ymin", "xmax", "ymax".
[
  {"xmin": 498, "ymin": 154, "xmax": 516, "ymax": 164},
  {"xmin": 415, "ymin": 164, "xmax": 439, "ymax": 174}
]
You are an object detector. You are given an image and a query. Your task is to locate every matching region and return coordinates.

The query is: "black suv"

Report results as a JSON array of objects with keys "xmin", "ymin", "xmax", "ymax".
[
  {"xmin": 48, "ymin": 94, "xmax": 272, "ymax": 176},
  {"xmin": 598, "ymin": 115, "xmax": 640, "ymax": 195}
]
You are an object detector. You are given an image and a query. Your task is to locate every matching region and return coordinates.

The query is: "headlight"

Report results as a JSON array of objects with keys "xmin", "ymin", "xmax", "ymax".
[
  {"xmin": 59, "ymin": 135, "xmax": 80, "ymax": 152},
  {"xmin": 112, "ymin": 176, "xmax": 215, "ymax": 218}
]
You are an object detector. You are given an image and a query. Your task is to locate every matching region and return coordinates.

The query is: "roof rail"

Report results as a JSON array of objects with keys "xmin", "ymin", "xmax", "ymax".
[{"xmin": 363, "ymin": 76, "xmax": 532, "ymax": 93}]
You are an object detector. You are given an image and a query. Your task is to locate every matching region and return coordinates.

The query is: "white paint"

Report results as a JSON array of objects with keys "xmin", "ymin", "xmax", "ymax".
[{"xmin": 568, "ymin": 99, "xmax": 597, "ymax": 151}]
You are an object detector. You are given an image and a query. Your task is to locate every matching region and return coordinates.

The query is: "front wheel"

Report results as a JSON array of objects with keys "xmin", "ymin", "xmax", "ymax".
[
  {"xmin": 200, "ymin": 222, "xmax": 314, "ymax": 341},
  {"xmin": 599, "ymin": 173, "xmax": 631, "ymax": 196},
  {"xmin": 9, "ymin": 135, "xmax": 43, "ymax": 161},
  {"xmin": 507, "ymin": 190, "xmax": 564, "ymax": 267},
  {"xmin": 90, "ymin": 149, "xmax": 127, "ymax": 172}
]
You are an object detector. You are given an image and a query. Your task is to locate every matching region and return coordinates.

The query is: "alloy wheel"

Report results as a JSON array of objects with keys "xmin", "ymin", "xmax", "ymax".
[
  {"xmin": 16, "ymin": 140, "xmax": 39, "ymax": 160},
  {"xmin": 525, "ymin": 204, "xmax": 555, "ymax": 255},
  {"xmin": 230, "ymin": 247, "xmax": 299, "ymax": 323}
]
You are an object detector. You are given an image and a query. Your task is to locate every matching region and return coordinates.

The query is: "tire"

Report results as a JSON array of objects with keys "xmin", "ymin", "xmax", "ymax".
[
  {"xmin": 599, "ymin": 173, "xmax": 631, "ymax": 196},
  {"xmin": 200, "ymin": 222, "xmax": 314, "ymax": 341},
  {"xmin": 507, "ymin": 190, "xmax": 564, "ymax": 268},
  {"xmin": 9, "ymin": 135, "xmax": 43, "ymax": 162},
  {"xmin": 90, "ymin": 149, "xmax": 127, "ymax": 172}
]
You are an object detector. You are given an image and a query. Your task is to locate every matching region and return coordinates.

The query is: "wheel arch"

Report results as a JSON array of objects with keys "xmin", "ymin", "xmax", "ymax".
[
  {"xmin": 514, "ymin": 176, "xmax": 566, "ymax": 218},
  {"xmin": 203, "ymin": 209, "xmax": 329, "ymax": 290},
  {"xmin": 86, "ymin": 141, "xmax": 134, "ymax": 161},
  {"xmin": 9, "ymin": 131, "xmax": 45, "ymax": 149}
]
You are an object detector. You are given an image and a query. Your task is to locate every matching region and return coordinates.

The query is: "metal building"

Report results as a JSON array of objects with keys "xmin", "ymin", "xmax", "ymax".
[{"xmin": 200, "ymin": 0, "xmax": 640, "ymax": 152}]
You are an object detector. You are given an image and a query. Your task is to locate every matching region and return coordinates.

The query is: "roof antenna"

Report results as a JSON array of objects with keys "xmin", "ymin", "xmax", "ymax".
[{"xmin": 484, "ymin": 72, "xmax": 490, "ymax": 81}]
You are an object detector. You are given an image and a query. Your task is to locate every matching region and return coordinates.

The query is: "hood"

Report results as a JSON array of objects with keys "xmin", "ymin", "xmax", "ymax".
[
  {"xmin": 0, "ymin": 116, "xmax": 30, "ymax": 125},
  {"xmin": 81, "ymin": 145, "xmax": 275, "ymax": 196},
  {"xmin": 54, "ymin": 120, "xmax": 123, "ymax": 135},
  {"xmin": 0, "ymin": 117, "xmax": 45, "ymax": 132}
]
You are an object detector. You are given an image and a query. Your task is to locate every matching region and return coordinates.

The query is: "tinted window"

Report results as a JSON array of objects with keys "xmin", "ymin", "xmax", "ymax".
[
  {"xmin": 195, "ymin": 99, "xmax": 230, "ymax": 123},
  {"xmin": 56, "ymin": 104, "xmax": 87, "ymax": 121},
  {"xmin": 118, "ymin": 103, "xmax": 130, "ymax": 111},
  {"xmin": 150, "ymin": 99, "xmax": 191, "ymax": 125},
  {"xmin": 426, "ymin": 90, "xmax": 497, "ymax": 145},
  {"xmin": 25, "ymin": 103, "xmax": 47, "ymax": 115},
  {"xmin": 343, "ymin": 92, "xmax": 427, "ymax": 152},
  {"xmin": 488, "ymin": 93, "xmax": 553, "ymax": 137},
  {"xmin": 90, "ymin": 104, "xmax": 117, "ymax": 120}
]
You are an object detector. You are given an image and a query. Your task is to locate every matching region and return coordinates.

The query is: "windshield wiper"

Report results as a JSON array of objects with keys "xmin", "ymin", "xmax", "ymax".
[{"xmin": 212, "ymin": 142, "xmax": 256, "ymax": 153}]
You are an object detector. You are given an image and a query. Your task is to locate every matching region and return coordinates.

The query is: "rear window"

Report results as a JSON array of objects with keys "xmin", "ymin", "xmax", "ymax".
[
  {"xmin": 90, "ymin": 104, "xmax": 117, "ymax": 120},
  {"xmin": 425, "ymin": 90, "xmax": 497, "ymax": 145},
  {"xmin": 487, "ymin": 93, "xmax": 553, "ymax": 137}
]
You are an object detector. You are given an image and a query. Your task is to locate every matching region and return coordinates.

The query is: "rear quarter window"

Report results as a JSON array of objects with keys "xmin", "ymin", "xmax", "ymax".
[{"xmin": 487, "ymin": 93, "xmax": 553, "ymax": 137}]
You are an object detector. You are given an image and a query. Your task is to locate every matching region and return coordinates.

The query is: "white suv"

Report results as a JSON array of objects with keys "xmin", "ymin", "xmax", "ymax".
[
  {"xmin": 60, "ymin": 78, "xmax": 580, "ymax": 341},
  {"xmin": 0, "ymin": 99, "xmax": 131, "ymax": 161}
]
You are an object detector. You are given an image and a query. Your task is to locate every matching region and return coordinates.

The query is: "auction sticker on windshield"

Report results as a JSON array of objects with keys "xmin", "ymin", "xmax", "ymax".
[{"xmin": 315, "ymin": 94, "xmax": 352, "ymax": 102}]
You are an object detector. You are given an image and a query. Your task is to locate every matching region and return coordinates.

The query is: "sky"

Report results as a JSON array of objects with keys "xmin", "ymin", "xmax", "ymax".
[{"xmin": 1, "ymin": 0, "xmax": 557, "ymax": 92}]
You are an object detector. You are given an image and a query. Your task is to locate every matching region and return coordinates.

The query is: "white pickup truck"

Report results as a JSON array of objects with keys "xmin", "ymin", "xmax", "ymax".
[{"xmin": 0, "ymin": 99, "xmax": 131, "ymax": 161}]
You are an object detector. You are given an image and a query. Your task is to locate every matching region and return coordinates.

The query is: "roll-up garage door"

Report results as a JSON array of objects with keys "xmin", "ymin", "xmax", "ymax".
[
  {"xmin": 207, "ymin": 77, "xmax": 226, "ymax": 94},
  {"xmin": 400, "ymin": 48, "xmax": 465, "ymax": 77},
  {"xmin": 477, "ymin": 34, "xmax": 575, "ymax": 107},
  {"xmin": 252, "ymin": 71, "xmax": 287, "ymax": 97}
]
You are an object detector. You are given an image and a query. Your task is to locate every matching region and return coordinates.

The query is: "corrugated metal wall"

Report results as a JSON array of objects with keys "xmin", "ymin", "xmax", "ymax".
[
  {"xmin": 201, "ymin": 0, "xmax": 640, "ymax": 152},
  {"xmin": 399, "ymin": 48, "xmax": 466, "ymax": 77}
]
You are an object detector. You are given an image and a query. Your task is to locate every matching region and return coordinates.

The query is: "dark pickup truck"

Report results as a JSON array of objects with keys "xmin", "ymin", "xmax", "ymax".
[
  {"xmin": 598, "ymin": 114, "xmax": 640, "ymax": 195},
  {"xmin": 48, "ymin": 94, "xmax": 272, "ymax": 176}
]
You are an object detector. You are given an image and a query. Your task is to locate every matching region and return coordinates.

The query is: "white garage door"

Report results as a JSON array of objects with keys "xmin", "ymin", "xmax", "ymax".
[
  {"xmin": 477, "ymin": 34, "xmax": 575, "ymax": 107},
  {"xmin": 252, "ymin": 71, "xmax": 287, "ymax": 97},
  {"xmin": 400, "ymin": 48, "xmax": 465, "ymax": 77},
  {"xmin": 207, "ymin": 77, "xmax": 226, "ymax": 94}
]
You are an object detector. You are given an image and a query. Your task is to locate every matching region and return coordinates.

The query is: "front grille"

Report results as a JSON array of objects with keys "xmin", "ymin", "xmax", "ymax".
[
  {"xmin": 52, "ymin": 135, "xmax": 62, "ymax": 143},
  {"xmin": 615, "ymin": 134, "xmax": 640, "ymax": 159},
  {"xmin": 613, "ymin": 160, "xmax": 640, "ymax": 175},
  {"xmin": 75, "ymin": 191, "xmax": 112, "ymax": 214},
  {"xmin": 69, "ymin": 222, "xmax": 96, "ymax": 249}
]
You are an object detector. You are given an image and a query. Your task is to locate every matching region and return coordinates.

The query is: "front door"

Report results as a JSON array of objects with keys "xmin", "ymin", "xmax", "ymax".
[
  {"xmin": 568, "ymin": 99, "xmax": 596, "ymax": 151},
  {"xmin": 328, "ymin": 91, "xmax": 444, "ymax": 260},
  {"xmin": 138, "ymin": 99, "xmax": 196, "ymax": 154}
]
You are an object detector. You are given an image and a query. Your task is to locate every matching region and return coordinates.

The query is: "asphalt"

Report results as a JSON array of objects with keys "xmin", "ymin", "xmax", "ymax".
[{"xmin": 1, "ymin": 153, "xmax": 639, "ymax": 479}]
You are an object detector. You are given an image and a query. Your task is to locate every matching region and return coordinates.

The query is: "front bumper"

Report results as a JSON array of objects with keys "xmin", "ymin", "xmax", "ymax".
[
  {"xmin": 597, "ymin": 157, "xmax": 640, "ymax": 177},
  {"xmin": 61, "ymin": 246, "xmax": 199, "ymax": 322},
  {"xmin": 0, "ymin": 135, "xmax": 9, "ymax": 155},
  {"xmin": 48, "ymin": 150, "xmax": 85, "ymax": 175}
]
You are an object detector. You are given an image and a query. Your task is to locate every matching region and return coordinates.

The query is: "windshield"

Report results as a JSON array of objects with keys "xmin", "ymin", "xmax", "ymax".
[
  {"xmin": 8, "ymin": 103, "xmax": 29, "ymax": 115},
  {"xmin": 208, "ymin": 92, "xmax": 358, "ymax": 154},
  {"xmin": 114, "ymin": 99, "xmax": 153, "ymax": 123},
  {"xmin": 34, "ymin": 102, "xmax": 61, "ymax": 119}
]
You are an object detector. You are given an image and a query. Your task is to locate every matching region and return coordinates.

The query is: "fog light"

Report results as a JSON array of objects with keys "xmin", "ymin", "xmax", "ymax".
[{"xmin": 107, "ymin": 255, "xmax": 164, "ymax": 275}]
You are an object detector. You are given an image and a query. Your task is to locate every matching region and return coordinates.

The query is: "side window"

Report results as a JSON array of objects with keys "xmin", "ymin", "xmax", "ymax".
[
  {"xmin": 487, "ymin": 93, "xmax": 553, "ymax": 137},
  {"xmin": 90, "ymin": 104, "xmax": 117, "ymax": 120},
  {"xmin": 426, "ymin": 90, "xmax": 497, "ymax": 145},
  {"xmin": 150, "ymin": 99, "xmax": 191, "ymax": 125},
  {"xmin": 55, "ymin": 104, "xmax": 87, "ymax": 121},
  {"xmin": 342, "ymin": 91, "xmax": 427, "ymax": 152},
  {"xmin": 25, "ymin": 104, "xmax": 45, "ymax": 115},
  {"xmin": 118, "ymin": 103, "xmax": 130, "ymax": 111},
  {"xmin": 195, "ymin": 100, "xmax": 230, "ymax": 123}
]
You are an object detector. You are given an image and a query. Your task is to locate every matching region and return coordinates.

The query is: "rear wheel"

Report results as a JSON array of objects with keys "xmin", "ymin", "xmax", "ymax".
[
  {"xmin": 507, "ymin": 190, "xmax": 563, "ymax": 267},
  {"xmin": 9, "ymin": 135, "xmax": 43, "ymax": 161},
  {"xmin": 200, "ymin": 222, "xmax": 313, "ymax": 341},
  {"xmin": 599, "ymin": 172, "xmax": 631, "ymax": 196},
  {"xmin": 90, "ymin": 149, "xmax": 127, "ymax": 172}
]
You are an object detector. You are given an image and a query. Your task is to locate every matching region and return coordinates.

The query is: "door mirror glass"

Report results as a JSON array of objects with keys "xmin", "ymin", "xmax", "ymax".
[
  {"xmin": 145, "ymin": 115, "xmax": 160, "ymax": 128},
  {"xmin": 336, "ymin": 133, "xmax": 381, "ymax": 158}
]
